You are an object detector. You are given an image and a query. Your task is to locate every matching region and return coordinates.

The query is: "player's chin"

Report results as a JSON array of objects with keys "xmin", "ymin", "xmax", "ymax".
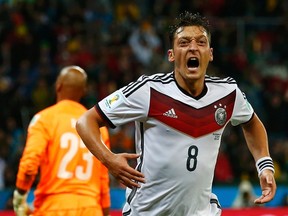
[{"xmin": 185, "ymin": 69, "xmax": 202, "ymax": 80}]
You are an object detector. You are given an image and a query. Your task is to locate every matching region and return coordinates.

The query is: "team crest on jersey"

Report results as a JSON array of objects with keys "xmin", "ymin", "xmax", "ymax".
[{"xmin": 214, "ymin": 104, "xmax": 227, "ymax": 126}]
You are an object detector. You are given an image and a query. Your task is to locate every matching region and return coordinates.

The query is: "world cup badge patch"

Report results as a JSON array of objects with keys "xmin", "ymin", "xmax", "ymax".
[
  {"xmin": 104, "ymin": 91, "xmax": 123, "ymax": 110},
  {"xmin": 214, "ymin": 104, "xmax": 227, "ymax": 126}
]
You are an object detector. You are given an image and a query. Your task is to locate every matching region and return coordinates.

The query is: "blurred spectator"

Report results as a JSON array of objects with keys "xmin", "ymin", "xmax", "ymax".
[
  {"xmin": 0, "ymin": 129, "xmax": 8, "ymax": 189},
  {"xmin": 264, "ymin": 91, "xmax": 288, "ymax": 139},
  {"xmin": 4, "ymin": 117, "xmax": 24, "ymax": 164},
  {"xmin": 31, "ymin": 77, "xmax": 52, "ymax": 112},
  {"xmin": 128, "ymin": 20, "xmax": 162, "ymax": 70},
  {"xmin": 232, "ymin": 174, "xmax": 258, "ymax": 208},
  {"xmin": 0, "ymin": 153, "xmax": 6, "ymax": 189},
  {"xmin": 115, "ymin": 0, "xmax": 140, "ymax": 28}
]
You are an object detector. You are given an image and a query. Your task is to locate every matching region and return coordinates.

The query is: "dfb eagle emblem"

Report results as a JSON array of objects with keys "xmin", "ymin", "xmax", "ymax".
[{"xmin": 214, "ymin": 104, "xmax": 227, "ymax": 126}]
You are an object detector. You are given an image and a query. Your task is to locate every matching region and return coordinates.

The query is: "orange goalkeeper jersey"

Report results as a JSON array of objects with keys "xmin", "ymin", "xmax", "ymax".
[{"xmin": 16, "ymin": 100, "xmax": 110, "ymax": 212}]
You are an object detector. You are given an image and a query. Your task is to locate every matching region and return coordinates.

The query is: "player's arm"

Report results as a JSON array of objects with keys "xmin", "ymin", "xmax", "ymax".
[
  {"xmin": 14, "ymin": 148, "xmax": 37, "ymax": 216},
  {"xmin": 241, "ymin": 113, "xmax": 276, "ymax": 204},
  {"xmin": 98, "ymin": 127, "xmax": 111, "ymax": 215},
  {"xmin": 76, "ymin": 107, "xmax": 145, "ymax": 188},
  {"xmin": 14, "ymin": 114, "xmax": 48, "ymax": 215}
]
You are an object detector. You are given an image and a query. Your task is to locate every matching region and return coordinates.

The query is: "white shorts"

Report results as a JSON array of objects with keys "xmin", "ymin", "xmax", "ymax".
[{"xmin": 210, "ymin": 193, "xmax": 222, "ymax": 216}]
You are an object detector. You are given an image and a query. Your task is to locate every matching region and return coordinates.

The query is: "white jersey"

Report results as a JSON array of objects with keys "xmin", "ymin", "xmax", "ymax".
[{"xmin": 97, "ymin": 72, "xmax": 254, "ymax": 216}]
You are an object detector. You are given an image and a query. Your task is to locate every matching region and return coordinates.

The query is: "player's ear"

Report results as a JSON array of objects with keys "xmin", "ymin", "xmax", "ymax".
[
  {"xmin": 168, "ymin": 49, "xmax": 175, "ymax": 62},
  {"xmin": 209, "ymin": 48, "xmax": 213, "ymax": 62},
  {"xmin": 55, "ymin": 82, "xmax": 62, "ymax": 93},
  {"xmin": 82, "ymin": 85, "xmax": 88, "ymax": 97}
]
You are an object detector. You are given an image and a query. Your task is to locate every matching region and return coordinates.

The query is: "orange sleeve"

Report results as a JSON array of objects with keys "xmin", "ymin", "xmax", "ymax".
[
  {"xmin": 99, "ymin": 126, "xmax": 111, "ymax": 208},
  {"xmin": 16, "ymin": 113, "xmax": 50, "ymax": 191}
]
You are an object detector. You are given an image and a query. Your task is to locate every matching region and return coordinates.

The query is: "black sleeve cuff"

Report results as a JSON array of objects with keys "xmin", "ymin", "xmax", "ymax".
[{"xmin": 95, "ymin": 104, "xmax": 116, "ymax": 129}]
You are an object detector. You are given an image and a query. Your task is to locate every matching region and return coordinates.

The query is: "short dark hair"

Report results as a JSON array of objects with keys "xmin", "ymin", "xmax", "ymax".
[{"xmin": 169, "ymin": 11, "xmax": 211, "ymax": 48}]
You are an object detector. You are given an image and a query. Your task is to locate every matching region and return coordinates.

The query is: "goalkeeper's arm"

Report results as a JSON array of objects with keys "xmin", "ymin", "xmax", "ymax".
[{"xmin": 13, "ymin": 188, "xmax": 31, "ymax": 216}]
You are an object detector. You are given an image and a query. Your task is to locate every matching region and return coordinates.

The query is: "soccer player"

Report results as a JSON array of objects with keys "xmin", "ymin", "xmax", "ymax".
[
  {"xmin": 76, "ymin": 12, "xmax": 276, "ymax": 215},
  {"xmin": 13, "ymin": 66, "xmax": 111, "ymax": 216}
]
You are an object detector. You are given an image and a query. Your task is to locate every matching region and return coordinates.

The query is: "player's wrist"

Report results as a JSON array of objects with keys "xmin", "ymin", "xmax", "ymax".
[
  {"xmin": 255, "ymin": 156, "xmax": 275, "ymax": 177},
  {"xmin": 16, "ymin": 188, "xmax": 27, "ymax": 195},
  {"xmin": 13, "ymin": 189, "xmax": 27, "ymax": 200}
]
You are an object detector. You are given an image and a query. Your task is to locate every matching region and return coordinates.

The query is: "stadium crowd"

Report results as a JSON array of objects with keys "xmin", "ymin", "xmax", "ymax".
[{"xmin": 0, "ymin": 0, "xmax": 288, "ymax": 202}]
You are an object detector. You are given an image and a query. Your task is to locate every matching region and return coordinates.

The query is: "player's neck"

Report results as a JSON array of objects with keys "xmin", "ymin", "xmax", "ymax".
[{"xmin": 174, "ymin": 73, "xmax": 205, "ymax": 97}]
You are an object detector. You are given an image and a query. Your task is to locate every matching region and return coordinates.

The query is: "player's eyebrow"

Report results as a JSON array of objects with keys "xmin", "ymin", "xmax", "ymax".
[{"xmin": 179, "ymin": 35, "xmax": 208, "ymax": 41}]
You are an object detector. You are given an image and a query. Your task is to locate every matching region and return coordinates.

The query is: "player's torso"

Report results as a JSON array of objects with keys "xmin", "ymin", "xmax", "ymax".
[
  {"xmin": 129, "ymin": 75, "xmax": 237, "ymax": 214},
  {"xmin": 36, "ymin": 101, "xmax": 102, "ymax": 196},
  {"xmin": 139, "ymin": 75, "xmax": 236, "ymax": 176}
]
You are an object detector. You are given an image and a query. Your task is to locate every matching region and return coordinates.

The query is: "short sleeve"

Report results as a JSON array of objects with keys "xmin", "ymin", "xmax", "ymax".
[
  {"xmin": 98, "ymin": 77, "xmax": 150, "ymax": 127},
  {"xmin": 230, "ymin": 88, "xmax": 254, "ymax": 126}
]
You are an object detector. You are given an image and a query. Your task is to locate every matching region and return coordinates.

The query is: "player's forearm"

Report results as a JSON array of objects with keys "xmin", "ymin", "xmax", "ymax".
[
  {"xmin": 76, "ymin": 109, "xmax": 114, "ymax": 165},
  {"xmin": 16, "ymin": 168, "xmax": 36, "ymax": 192},
  {"xmin": 241, "ymin": 113, "xmax": 270, "ymax": 161}
]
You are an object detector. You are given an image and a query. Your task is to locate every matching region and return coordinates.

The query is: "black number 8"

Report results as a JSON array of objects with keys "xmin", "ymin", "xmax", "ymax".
[{"xmin": 186, "ymin": 145, "xmax": 198, "ymax": 172}]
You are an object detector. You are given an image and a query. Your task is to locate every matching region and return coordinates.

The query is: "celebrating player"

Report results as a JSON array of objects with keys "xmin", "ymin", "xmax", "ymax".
[
  {"xmin": 76, "ymin": 12, "xmax": 276, "ymax": 215},
  {"xmin": 13, "ymin": 66, "xmax": 111, "ymax": 216}
]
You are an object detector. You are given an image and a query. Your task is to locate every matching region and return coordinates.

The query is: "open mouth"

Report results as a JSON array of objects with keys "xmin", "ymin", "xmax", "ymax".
[{"xmin": 187, "ymin": 57, "xmax": 199, "ymax": 69}]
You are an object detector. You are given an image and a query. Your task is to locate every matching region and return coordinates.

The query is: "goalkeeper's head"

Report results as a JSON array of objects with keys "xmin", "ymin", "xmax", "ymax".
[{"xmin": 55, "ymin": 65, "xmax": 88, "ymax": 102}]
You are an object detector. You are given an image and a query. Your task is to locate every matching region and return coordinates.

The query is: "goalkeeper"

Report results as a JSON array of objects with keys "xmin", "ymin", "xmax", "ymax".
[{"xmin": 13, "ymin": 66, "xmax": 111, "ymax": 216}]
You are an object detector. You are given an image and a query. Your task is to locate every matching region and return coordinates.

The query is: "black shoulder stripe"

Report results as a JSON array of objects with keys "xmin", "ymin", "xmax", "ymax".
[
  {"xmin": 122, "ymin": 73, "xmax": 174, "ymax": 97},
  {"xmin": 205, "ymin": 75, "xmax": 236, "ymax": 84},
  {"xmin": 122, "ymin": 74, "xmax": 150, "ymax": 95},
  {"xmin": 226, "ymin": 77, "xmax": 236, "ymax": 83}
]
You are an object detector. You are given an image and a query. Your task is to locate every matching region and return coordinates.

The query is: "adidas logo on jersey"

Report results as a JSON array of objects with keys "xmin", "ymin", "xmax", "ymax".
[{"xmin": 163, "ymin": 108, "xmax": 178, "ymax": 118}]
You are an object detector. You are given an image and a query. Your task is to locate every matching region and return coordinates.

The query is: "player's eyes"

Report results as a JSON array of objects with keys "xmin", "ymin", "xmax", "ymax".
[
  {"xmin": 179, "ymin": 41, "xmax": 189, "ymax": 46},
  {"xmin": 197, "ymin": 39, "xmax": 207, "ymax": 46}
]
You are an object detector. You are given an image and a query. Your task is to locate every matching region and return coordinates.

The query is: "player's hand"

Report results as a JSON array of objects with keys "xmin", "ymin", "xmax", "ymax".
[
  {"xmin": 106, "ymin": 153, "xmax": 145, "ymax": 189},
  {"xmin": 254, "ymin": 169, "xmax": 276, "ymax": 204},
  {"xmin": 13, "ymin": 190, "xmax": 30, "ymax": 216}
]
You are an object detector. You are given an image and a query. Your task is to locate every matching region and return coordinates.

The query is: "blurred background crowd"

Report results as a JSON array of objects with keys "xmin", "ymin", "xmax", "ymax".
[{"xmin": 0, "ymin": 0, "xmax": 288, "ymax": 197}]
